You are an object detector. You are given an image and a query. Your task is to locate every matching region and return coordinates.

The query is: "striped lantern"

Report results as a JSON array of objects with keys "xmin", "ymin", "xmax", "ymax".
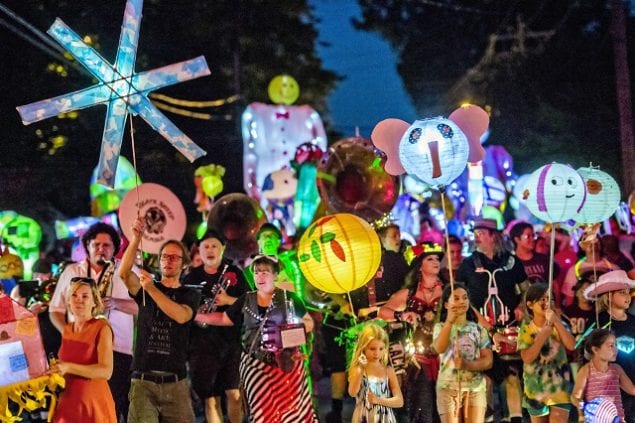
[
  {"xmin": 522, "ymin": 163, "xmax": 587, "ymax": 223},
  {"xmin": 574, "ymin": 166, "xmax": 621, "ymax": 224}
]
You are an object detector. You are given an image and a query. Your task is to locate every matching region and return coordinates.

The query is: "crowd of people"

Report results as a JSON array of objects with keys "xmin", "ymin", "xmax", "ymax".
[{"xmin": 3, "ymin": 214, "xmax": 635, "ymax": 423}]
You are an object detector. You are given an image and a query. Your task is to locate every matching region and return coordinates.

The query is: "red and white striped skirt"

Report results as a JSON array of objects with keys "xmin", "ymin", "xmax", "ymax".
[{"xmin": 239, "ymin": 352, "xmax": 318, "ymax": 423}]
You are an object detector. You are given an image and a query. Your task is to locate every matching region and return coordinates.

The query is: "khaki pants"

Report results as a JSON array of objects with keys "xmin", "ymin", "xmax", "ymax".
[{"xmin": 128, "ymin": 378, "xmax": 194, "ymax": 423}]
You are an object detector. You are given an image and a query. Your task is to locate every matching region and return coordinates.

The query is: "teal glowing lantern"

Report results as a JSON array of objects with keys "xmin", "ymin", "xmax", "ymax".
[
  {"xmin": 522, "ymin": 163, "xmax": 586, "ymax": 223},
  {"xmin": 398, "ymin": 118, "xmax": 469, "ymax": 188},
  {"xmin": 573, "ymin": 166, "xmax": 621, "ymax": 224}
]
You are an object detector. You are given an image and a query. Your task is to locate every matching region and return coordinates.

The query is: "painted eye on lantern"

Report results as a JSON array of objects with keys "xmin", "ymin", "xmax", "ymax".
[
  {"xmin": 567, "ymin": 178, "xmax": 577, "ymax": 187},
  {"xmin": 550, "ymin": 176, "xmax": 563, "ymax": 186}
]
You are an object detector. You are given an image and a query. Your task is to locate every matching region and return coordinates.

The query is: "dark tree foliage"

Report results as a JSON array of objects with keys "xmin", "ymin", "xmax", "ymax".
[
  {"xmin": 0, "ymin": 0, "xmax": 338, "ymax": 245},
  {"xmin": 355, "ymin": 0, "xmax": 630, "ymax": 179}
]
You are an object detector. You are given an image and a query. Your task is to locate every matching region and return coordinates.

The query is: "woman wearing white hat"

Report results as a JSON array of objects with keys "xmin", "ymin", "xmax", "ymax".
[{"xmin": 584, "ymin": 270, "xmax": 635, "ymax": 422}]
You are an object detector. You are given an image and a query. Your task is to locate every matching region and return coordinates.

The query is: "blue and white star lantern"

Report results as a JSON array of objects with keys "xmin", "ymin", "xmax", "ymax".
[{"xmin": 16, "ymin": 0, "xmax": 209, "ymax": 187}]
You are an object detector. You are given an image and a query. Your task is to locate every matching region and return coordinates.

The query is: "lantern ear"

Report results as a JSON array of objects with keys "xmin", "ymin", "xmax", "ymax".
[
  {"xmin": 371, "ymin": 119, "xmax": 409, "ymax": 175},
  {"xmin": 448, "ymin": 105, "xmax": 488, "ymax": 163}
]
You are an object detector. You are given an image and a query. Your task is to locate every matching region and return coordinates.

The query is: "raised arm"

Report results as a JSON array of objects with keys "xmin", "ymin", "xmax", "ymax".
[
  {"xmin": 520, "ymin": 324, "xmax": 552, "ymax": 364},
  {"xmin": 118, "ymin": 217, "xmax": 143, "ymax": 296}
]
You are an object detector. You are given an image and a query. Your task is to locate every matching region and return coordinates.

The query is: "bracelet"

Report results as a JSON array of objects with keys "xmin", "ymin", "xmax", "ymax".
[{"xmin": 394, "ymin": 311, "xmax": 403, "ymax": 322}]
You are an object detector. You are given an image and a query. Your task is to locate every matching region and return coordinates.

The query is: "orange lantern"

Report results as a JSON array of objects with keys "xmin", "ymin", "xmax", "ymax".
[{"xmin": 298, "ymin": 213, "xmax": 381, "ymax": 294}]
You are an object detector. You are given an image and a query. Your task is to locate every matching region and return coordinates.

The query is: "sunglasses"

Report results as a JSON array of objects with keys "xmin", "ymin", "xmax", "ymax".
[
  {"xmin": 252, "ymin": 254, "xmax": 279, "ymax": 263},
  {"xmin": 70, "ymin": 277, "xmax": 96, "ymax": 285}
]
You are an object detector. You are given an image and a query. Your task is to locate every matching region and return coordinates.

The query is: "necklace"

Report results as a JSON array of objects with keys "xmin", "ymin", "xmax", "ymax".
[{"xmin": 244, "ymin": 293, "xmax": 276, "ymax": 322}]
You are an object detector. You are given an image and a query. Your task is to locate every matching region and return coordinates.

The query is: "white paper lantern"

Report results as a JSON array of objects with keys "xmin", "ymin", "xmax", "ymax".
[
  {"xmin": 398, "ymin": 118, "xmax": 468, "ymax": 188},
  {"xmin": 522, "ymin": 163, "xmax": 586, "ymax": 223},
  {"xmin": 574, "ymin": 167, "xmax": 621, "ymax": 224}
]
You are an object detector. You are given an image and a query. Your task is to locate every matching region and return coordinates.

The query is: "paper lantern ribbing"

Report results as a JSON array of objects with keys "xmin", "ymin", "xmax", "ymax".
[
  {"xmin": 522, "ymin": 163, "xmax": 587, "ymax": 223},
  {"xmin": 399, "ymin": 118, "xmax": 469, "ymax": 188},
  {"xmin": 573, "ymin": 167, "xmax": 620, "ymax": 224},
  {"xmin": 298, "ymin": 214, "xmax": 381, "ymax": 294}
]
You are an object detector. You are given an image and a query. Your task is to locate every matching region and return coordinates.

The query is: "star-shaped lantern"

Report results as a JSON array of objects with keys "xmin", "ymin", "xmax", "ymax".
[{"xmin": 17, "ymin": 0, "xmax": 209, "ymax": 187}]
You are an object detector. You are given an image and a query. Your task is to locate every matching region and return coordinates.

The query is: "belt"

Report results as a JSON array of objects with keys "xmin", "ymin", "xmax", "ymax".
[{"xmin": 131, "ymin": 371, "xmax": 184, "ymax": 384}]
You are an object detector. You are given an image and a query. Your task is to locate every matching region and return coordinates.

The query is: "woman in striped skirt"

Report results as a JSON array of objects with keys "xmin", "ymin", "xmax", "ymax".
[{"xmin": 196, "ymin": 254, "xmax": 317, "ymax": 422}]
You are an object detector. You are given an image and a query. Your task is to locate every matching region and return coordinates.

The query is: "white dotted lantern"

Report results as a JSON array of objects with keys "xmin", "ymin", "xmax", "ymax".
[{"xmin": 398, "ymin": 118, "xmax": 468, "ymax": 188}]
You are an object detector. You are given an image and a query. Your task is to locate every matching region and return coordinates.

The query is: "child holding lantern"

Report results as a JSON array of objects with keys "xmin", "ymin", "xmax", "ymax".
[
  {"xmin": 584, "ymin": 270, "xmax": 635, "ymax": 422},
  {"xmin": 432, "ymin": 282, "xmax": 492, "ymax": 423},
  {"xmin": 517, "ymin": 283, "xmax": 576, "ymax": 422}
]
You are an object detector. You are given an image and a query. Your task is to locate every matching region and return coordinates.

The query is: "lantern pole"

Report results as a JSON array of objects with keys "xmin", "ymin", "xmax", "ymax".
[
  {"xmin": 547, "ymin": 224, "xmax": 556, "ymax": 305},
  {"xmin": 439, "ymin": 187, "xmax": 454, "ymax": 294}
]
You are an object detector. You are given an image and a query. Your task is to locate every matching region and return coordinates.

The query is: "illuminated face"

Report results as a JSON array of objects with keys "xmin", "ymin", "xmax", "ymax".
[
  {"xmin": 159, "ymin": 243, "xmax": 184, "ymax": 278},
  {"xmin": 69, "ymin": 283, "xmax": 95, "ymax": 319},
  {"xmin": 446, "ymin": 288, "xmax": 470, "ymax": 315},
  {"xmin": 420, "ymin": 254, "xmax": 441, "ymax": 276},
  {"xmin": 87, "ymin": 233, "xmax": 115, "ymax": 266},
  {"xmin": 257, "ymin": 230, "xmax": 281, "ymax": 256},
  {"xmin": 527, "ymin": 293, "xmax": 550, "ymax": 317},
  {"xmin": 524, "ymin": 163, "xmax": 586, "ymax": 222},
  {"xmin": 253, "ymin": 264, "xmax": 276, "ymax": 294},
  {"xmin": 381, "ymin": 227, "xmax": 401, "ymax": 252},
  {"xmin": 516, "ymin": 228, "xmax": 536, "ymax": 251},
  {"xmin": 448, "ymin": 243, "xmax": 463, "ymax": 269},
  {"xmin": 610, "ymin": 289, "xmax": 632, "ymax": 310},
  {"xmin": 268, "ymin": 74, "xmax": 300, "ymax": 105},
  {"xmin": 473, "ymin": 229, "xmax": 495, "ymax": 252},
  {"xmin": 594, "ymin": 335, "xmax": 618, "ymax": 362},
  {"xmin": 199, "ymin": 237, "xmax": 225, "ymax": 270},
  {"xmin": 363, "ymin": 339, "xmax": 386, "ymax": 363}
]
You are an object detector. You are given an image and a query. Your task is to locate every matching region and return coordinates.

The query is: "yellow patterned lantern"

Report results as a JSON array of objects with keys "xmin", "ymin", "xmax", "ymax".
[{"xmin": 298, "ymin": 213, "xmax": 381, "ymax": 294}]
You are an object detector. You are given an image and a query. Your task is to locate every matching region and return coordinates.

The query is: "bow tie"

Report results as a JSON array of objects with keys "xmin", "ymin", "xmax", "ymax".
[{"xmin": 275, "ymin": 111, "xmax": 290, "ymax": 119}]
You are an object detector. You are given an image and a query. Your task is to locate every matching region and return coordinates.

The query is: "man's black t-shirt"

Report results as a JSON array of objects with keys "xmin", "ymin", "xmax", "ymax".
[
  {"xmin": 457, "ymin": 251, "xmax": 527, "ymax": 325},
  {"xmin": 349, "ymin": 250, "xmax": 409, "ymax": 311},
  {"xmin": 131, "ymin": 283, "xmax": 200, "ymax": 378},
  {"xmin": 520, "ymin": 253, "xmax": 559, "ymax": 285}
]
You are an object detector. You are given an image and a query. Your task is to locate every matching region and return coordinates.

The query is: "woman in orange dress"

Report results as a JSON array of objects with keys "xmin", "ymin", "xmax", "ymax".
[{"xmin": 47, "ymin": 277, "xmax": 116, "ymax": 423}]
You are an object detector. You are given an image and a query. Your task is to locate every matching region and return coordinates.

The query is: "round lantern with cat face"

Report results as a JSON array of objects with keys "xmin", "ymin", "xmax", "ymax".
[
  {"xmin": 398, "ymin": 118, "xmax": 469, "ymax": 188},
  {"xmin": 522, "ymin": 163, "xmax": 587, "ymax": 223}
]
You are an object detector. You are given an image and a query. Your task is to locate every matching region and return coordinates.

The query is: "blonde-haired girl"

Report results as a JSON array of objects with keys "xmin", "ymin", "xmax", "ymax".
[{"xmin": 348, "ymin": 323, "xmax": 403, "ymax": 423}]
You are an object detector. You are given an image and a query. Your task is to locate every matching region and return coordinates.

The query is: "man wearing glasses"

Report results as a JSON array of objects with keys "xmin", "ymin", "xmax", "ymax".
[
  {"xmin": 49, "ymin": 222, "xmax": 138, "ymax": 422},
  {"xmin": 510, "ymin": 221, "xmax": 558, "ymax": 287},
  {"xmin": 118, "ymin": 216, "xmax": 201, "ymax": 423},
  {"xmin": 182, "ymin": 230, "xmax": 248, "ymax": 423}
]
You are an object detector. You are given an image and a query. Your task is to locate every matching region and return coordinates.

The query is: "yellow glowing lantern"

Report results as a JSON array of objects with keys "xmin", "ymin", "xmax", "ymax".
[{"xmin": 298, "ymin": 213, "xmax": 381, "ymax": 294}]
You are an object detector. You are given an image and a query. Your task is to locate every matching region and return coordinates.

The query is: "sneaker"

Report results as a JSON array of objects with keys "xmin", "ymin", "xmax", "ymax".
[{"xmin": 484, "ymin": 407, "xmax": 495, "ymax": 422}]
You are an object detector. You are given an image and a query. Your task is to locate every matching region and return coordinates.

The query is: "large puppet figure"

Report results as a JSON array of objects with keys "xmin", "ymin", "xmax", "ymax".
[{"xmin": 241, "ymin": 75, "xmax": 327, "ymax": 205}]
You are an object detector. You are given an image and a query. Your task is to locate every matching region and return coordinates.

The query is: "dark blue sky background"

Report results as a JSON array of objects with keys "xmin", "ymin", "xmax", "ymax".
[{"xmin": 311, "ymin": 0, "xmax": 417, "ymax": 137}]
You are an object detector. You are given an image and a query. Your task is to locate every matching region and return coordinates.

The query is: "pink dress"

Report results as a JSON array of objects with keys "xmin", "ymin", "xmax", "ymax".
[
  {"xmin": 585, "ymin": 362, "xmax": 625, "ymax": 422},
  {"xmin": 54, "ymin": 318, "xmax": 116, "ymax": 423}
]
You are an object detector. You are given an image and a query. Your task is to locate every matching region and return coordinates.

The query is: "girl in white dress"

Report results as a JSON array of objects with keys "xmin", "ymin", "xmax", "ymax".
[{"xmin": 348, "ymin": 323, "xmax": 403, "ymax": 423}]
